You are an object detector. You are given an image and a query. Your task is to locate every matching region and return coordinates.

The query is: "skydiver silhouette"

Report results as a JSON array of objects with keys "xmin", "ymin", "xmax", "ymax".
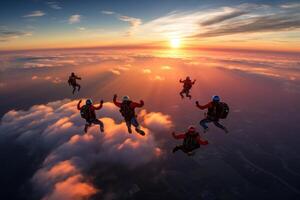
[
  {"xmin": 196, "ymin": 95, "xmax": 229, "ymax": 134},
  {"xmin": 77, "ymin": 99, "xmax": 104, "ymax": 133},
  {"xmin": 68, "ymin": 72, "xmax": 81, "ymax": 94},
  {"xmin": 113, "ymin": 94, "xmax": 145, "ymax": 136},
  {"xmin": 179, "ymin": 76, "xmax": 196, "ymax": 99},
  {"xmin": 172, "ymin": 126, "xmax": 208, "ymax": 156}
]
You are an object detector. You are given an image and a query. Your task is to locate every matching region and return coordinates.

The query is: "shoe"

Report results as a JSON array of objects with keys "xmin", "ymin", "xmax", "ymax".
[
  {"xmin": 128, "ymin": 126, "xmax": 132, "ymax": 134},
  {"xmin": 84, "ymin": 125, "xmax": 89, "ymax": 133},
  {"xmin": 172, "ymin": 146, "xmax": 180, "ymax": 153},
  {"xmin": 224, "ymin": 127, "xmax": 229, "ymax": 134},
  {"xmin": 135, "ymin": 128, "xmax": 145, "ymax": 136}
]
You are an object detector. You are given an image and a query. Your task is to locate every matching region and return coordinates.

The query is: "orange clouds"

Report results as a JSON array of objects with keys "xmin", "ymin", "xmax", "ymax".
[
  {"xmin": 0, "ymin": 99, "xmax": 173, "ymax": 199},
  {"xmin": 43, "ymin": 175, "xmax": 98, "ymax": 200}
]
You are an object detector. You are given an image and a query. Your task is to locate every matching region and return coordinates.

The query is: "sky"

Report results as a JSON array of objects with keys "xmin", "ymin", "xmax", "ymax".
[
  {"xmin": 1, "ymin": 1, "xmax": 300, "ymax": 200},
  {"xmin": 0, "ymin": 0, "xmax": 300, "ymax": 51}
]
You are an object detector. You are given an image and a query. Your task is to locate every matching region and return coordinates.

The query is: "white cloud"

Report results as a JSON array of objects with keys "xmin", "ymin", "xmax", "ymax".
[
  {"xmin": 0, "ymin": 100, "xmax": 172, "ymax": 199},
  {"xmin": 161, "ymin": 65, "xmax": 172, "ymax": 70},
  {"xmin": 23, "ymin": 10, "xmax": 45, "ymax": 18},
  {"xmin": 47, "ymin": 1, "xmax": 62, "ymax": 10},
  {"xmin": 69, "ymin": 15, "xmax": 81, "ymax": 24},
  {"xmin": 101, "ymin": 10, "xmax": 115, "ymax": 15},
  {"xmin": 118, "ymin": 15, "xmax": 142, "ymax": 36},
  {"xmin": 142, "ymin": 68, "xmax": 152, "ymax": 74},
  {"xmin": 77, "ymin": 27, "xmax": 86, "ymax": 31}
]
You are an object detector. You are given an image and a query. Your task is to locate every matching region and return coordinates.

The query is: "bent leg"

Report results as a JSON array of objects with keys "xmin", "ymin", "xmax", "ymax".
[
  {"xmin": 84, "ymin": 121, "xmax": 91, "ymax": 133},
  {"xmin": 92, "ymin": 119, "xmax": 104, "ymax": 132},
  {"xmin": 125, "ymin": 120, "xmax": 132, "ymax": 133},
  {"xmin": 200, "ymin": 118, "xmax": 211, "ymax": 132},
  {"xmin": 72, "ymin": 86, "xmax": 76, "ymax": 94},
  {"xmin": 213, "ymin": 121, "xmax": 228, "ymax": 133},
  {"xmin": 76, "ymin": 83, "xmax": 81, "ymax": 91},
  {"xmin": 131, "ymin": 117, "xmax": 145, "ymax": 136},
  {"xmin": 186, "ymin": 90, "xmax": 192, "ymax": 99},
  {"xmin": 179, "ymin": 89, "xmax": 185, "ymax": 98}
]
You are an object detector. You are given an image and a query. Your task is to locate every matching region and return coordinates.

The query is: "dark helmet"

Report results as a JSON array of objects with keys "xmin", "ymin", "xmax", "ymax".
[
  {"xmin": 186, "ymin": 76, "xmax": 190, "ymax": 80},
  {"xmin": 71, "ymin": 72, "xmax": 75, "ymax": 76},
  {"xmin": 212, "ymin": 95, "xmax": 220, "ymax": 102},
  {"xmin": 122, "ymin": 96, "xmax": 130, "ymax": 102},
  {"xmin": 86, "ymin": 99, "xmax": 93, "ymax": 105}
]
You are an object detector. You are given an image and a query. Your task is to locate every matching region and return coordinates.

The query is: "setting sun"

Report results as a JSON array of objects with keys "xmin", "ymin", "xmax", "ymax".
[{"xmin": 170, "ymin": 38, "xmax": 181, "ymax": 48}]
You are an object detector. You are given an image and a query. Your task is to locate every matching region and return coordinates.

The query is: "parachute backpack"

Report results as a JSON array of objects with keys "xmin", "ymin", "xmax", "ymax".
[
  {"xmin": 80, "ymin": 105, "xmax": 90, "ymax": 120},
  {"xmin": 216, "ymin": 102, "xmax": 229, "ymax": 119},
  {"xmin": 120, "ymin": 101, "xmax": 135, "ymax": 120},
  {"xmin": 183, "ymin": 132, "xmax": 200, "ymax": 150}
]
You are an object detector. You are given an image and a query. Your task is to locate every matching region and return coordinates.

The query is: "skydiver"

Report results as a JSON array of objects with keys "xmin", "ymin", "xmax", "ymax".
[
  {"xmin": 77, "ymin": 99, "xmax": 104, "ymax": 133},
  {"xmin": 196, "ymin": 95, "xmax": 229, "ymax": 134},
  {"xmin": 179, "ymin": 76, "xmax": 196, "ymax": 99},
  {"xmin": 172, "ymin": 126, "xmax": 208, "ymax": 156},
  {"xmin": 113, "ymin": 94, "xmax": 145, "ymax": 136},
  {"xmin": 68, "ymin": 72, "xmax": 81, "ymax": 94}
]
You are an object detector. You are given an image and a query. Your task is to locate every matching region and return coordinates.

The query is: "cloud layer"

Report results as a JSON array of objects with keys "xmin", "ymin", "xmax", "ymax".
[{"xmin": 0, "ymin": 99, "xmax": 172, "ymax": 199}]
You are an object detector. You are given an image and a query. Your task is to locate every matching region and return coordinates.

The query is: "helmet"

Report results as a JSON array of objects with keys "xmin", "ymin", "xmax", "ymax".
[
  {"xmin": 122, "ymin": 96, "xmax": 130, "ymax": 102},
  {"xmin": 212, "ymin": 95, "xmax": 220, "ymax": 102},
  {"xmin": 86, "ymin": 99, "xmax": 93, "ymax": 105},
  {"xmin": 186, "ymin": 76, "xmax": 190, "ymax": 80},
  {"xmin": 71, "ymin": 72, "xmax": 75, "ymax": 76},
  {"xmin": 188, "ymin": 125, "xmax": 196, "ymax": 132}
]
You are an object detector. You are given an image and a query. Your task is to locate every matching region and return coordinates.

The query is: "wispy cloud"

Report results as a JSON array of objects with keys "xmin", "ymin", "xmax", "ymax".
[
  {"xmin": 23, "ymin": 10, "xmax": 45, "ymax": 18},
  {"xmin": 101, "ymin": 10, "xmax": 115, "ymax": 15},
  {"xmin": 118, "ymin": 15, "xmax": 142, "ymax": 36},
  {"xmin": 200, "ymin": 7, "xmax": 248, "ymax": 26},
  {"xmin": 137, "ymin": 3, "xmax": 300, "ymax": 40},
  {"xmin": 280, "ymin": 3, "xmax": 300, "ymax": 9},
  {"xmin": 77, "ymin": 27, "xmax": 86, "ymax": 31},
  {"xmin": 0, "ymin": 28, "xmax": 32, "ymax": 42},
  {"xmin": 101, "ymin": 10, "xmax": 142, "ymax": 36},
  {"xmin": 47, "ymin": 1, "xmax": 62, "ymax": 10},
  {"xmin": 68, "ymin": 14, "xmax": 81, "ymax": 24}
]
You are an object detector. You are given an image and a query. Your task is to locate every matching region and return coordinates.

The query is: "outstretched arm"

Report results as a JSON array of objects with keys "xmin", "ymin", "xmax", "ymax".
[
  {"xmin": 172, "ymin": 132, "xmax": 186, "ymax": 139},
  {"xmin": 77, "ymin": 100, "xmax": 82, "ymax": 110},
  {"xmin": 75, "ymin": 75, "xmax": 81, "ymax": 80},
  {"xmin": 192, "ymin": 80, "xmax": 196, "ymax": 84},
  {"xmin": 94, "ymin": 100, "xmax": 104, "ymax": 110},
  {"xmin": 179, "ymin": 79, "xmax": 184, "ymax": 83},
  {"xmin": 197, "ymin": 136, "xmax": 208, "ymax": 145},
  {"xmin": 131, "ymin": 100, "xmax": 144, "ymax": 108},
  {"xmin": 113, "ymin": 94, "xmax": 121, "ymax": 107},
  {"xmin": 196, "ymin": 101, "xmax": 212, "ymax": 110}
]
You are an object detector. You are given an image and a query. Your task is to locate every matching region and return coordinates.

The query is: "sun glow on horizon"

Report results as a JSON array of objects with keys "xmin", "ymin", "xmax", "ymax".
[{"xmin": 170, "ymin": 38, "xmax": 181, "ymax": 48}]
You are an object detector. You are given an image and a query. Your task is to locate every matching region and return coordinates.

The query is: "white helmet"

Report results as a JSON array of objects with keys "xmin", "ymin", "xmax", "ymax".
[{"xmin": 122, "ymin": 96, "xmax": 130, "ymax": 101}]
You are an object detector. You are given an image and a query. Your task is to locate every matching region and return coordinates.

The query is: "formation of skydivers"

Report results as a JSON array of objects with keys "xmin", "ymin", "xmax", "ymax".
[{"xmin": 68, "ymin": 73, "xmax": 229, "ymax": 156}]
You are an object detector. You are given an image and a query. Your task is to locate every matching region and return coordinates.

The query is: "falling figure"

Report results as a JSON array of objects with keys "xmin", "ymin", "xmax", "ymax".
[
  {"xmin": 179, "ymin": 76, "xmax": 196, "ymax": 99},
  {"xmin": 68, "ymin": 72, "xmax": 81, "ymax": 94},
  {"xmin": 172, "ymin": 126, "xmax": 208, "ymax": 156},
  {"xmin": 113, "ymin": 94, "xmax": 145, "ymax": 136},
  {"xmin": 77, "ymin": 99, "xmax": 104, "ymax": 133}
]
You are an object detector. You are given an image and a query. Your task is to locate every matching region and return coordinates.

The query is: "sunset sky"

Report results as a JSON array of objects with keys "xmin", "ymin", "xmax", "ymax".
[
  {"xmin": 1, "ymin": 0, "xmax": 300, "ymax": 51},
  {"xmin": 1, "ymin": 1, "xmax": 300, "ymax": 200}
]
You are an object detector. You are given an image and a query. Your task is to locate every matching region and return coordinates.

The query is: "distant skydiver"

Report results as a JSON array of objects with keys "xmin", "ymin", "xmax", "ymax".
[
  {"xmin": 68, "ymin": 72, "xmax": 81, "ymax": 94},
  {"xmin": 77, "ymin": 99, "xmax": 104, "ymax": 133},
  {"xmin": 196, "ymin": 95, "xmax": 229, "ymax": 134},
  {"xmin": 172, "ymin": 126, "xmax": 208, "ymax": 156},
  {"xmin": 113, "ymin": 94, "xmax": 145, "ymax": 136},
  {"xmin": 179, "ymin": 76, "xmax": 196, "ymax": 99}
]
